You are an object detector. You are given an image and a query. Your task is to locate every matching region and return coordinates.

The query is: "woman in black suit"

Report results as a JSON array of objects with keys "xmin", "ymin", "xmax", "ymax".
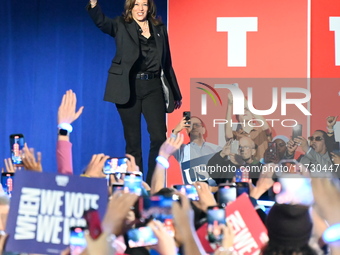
[{"xmin": 87, "ymin": 0, "xmax": 182, "ymax": 184}]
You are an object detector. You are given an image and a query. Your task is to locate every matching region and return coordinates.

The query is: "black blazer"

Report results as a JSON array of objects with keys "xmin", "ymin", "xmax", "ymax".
[{"xmin": 88, "ymin": 5, "xmax": 182, "ymax": 113}]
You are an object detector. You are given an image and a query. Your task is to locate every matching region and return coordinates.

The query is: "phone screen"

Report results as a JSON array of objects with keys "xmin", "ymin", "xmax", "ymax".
[
  {"xmin": 141, "ymin": 195, "xmax": 174, "ymax": 220},
  {"xmin": 70, "ymin": 227, "xmax": 87, "ymax": 255},
  {"xmin": 127, "ymin": 226, "xmax": 158, "ymax": 248},
  {"xmin": 207, "ymin": 206, "xmax": 225, "ymax": 243},
  {"xmin": 218, "ymin": 184, "xmax": 236, "ymax": 206},
  {"xmin": 83, "ymin": 209, "xmax": 102, "ymax": 240},
  {"xmin": 112, "ymin": 184, "xmax": 124, "ymax": 193},
  {"xmin": 173, "ymin": 184, "xmax": 199, "ymax": 201},
  {"xmin": 268, "ymin": 142, "xmax": 277, "ymax": 155},
  {"xmin": 103, "ymin": 157, "xmax": 128, "ymax": 175},
  {"xmin": 9, "ymin": 134, "xmax": 25, "ymax": 165},
  {"xmin": 235, "ymin": 167, "xmax": 250, "ymax": 182},
  {"xmin": 163, "ymin": 218, "xmax": 175, "ymax": 237},
  {"xmin": 1, "ymin": 173, "xmax": 14, "ymax": 197},
  {"xmin": 292, "ymin": 124, "xmax": 302, "ymax": 140},
  {"xmin": 124, "ymin": 173, "xmax": 143, "ymax": 196}
]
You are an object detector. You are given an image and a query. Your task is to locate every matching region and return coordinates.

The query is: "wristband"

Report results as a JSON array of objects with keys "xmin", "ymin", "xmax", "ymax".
[
  {"xmin": 58, "ymin": 123, "xmax": 73, "ymax": 133},
  {"xmin": 323, "ymin": 223, "xmax": 340, "ymax": 243},
  {"xmin": 156, "ymin": 156, "xmax": 169, "ymax": 169}
]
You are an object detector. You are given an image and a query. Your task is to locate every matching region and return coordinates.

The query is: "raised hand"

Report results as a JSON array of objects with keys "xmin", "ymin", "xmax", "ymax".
[
  {"xmin": 220, "ymin": 140, "xmax": 232, "ymax": 158},
  {"xmin": 327, "ymin": 115, "xmax": 338, "ymax": 129},
  {"xmin": 3, "ymin": 158, "xmax": 17, "ymax": 173},
  {"xmin": 83, "ymin": 154, "xmax": 109, "ymax": 178},
  {"xmin": 192, "ymin": 182, "xmax": 217, "ymax": 212},
  {"xmin": 158, "ymin": 134, "xmax": 184, "ymax": 159},
  {"xmin": 286, "ymin": 139, "xmax": 298, "ymax": 156},
  {"xmin": 148, "ymin": 220, "xmax": 177, "ymax": 255},
  {"xmin": 58, "ymin": 90, "xmax": 84, "ymax": 125},
  {"xmin": 22, "ymin": 143, "xmax": 43, "ymax": 172},
  {"xmin": 172, "ymin": 118, "xmax": 190, "ymax": 135},
  {"xmin": 101, "ymin": 191, "xmax": 139, "ymax": 236}
]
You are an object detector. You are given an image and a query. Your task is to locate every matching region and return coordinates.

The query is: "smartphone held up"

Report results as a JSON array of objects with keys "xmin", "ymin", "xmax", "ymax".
[{"xmin": 9, "ymin": 134, "xmax": 25, "ymax": 166}]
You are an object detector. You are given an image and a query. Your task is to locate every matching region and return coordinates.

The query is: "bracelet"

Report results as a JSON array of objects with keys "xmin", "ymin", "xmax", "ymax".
[
  {"xmin": 106, "ymin": 233, "xmax": 117, "ymax": 246},
  {"xmin": 156, "ymin": 156, "xmax": 169, "ymax": 169},
  {"xmin": 323, "ymin": 223, "xmax": 340, "ymax": 243},
  {"xmin": 58, "ymin": 123, "xmax": 73, "ymax": 133}
]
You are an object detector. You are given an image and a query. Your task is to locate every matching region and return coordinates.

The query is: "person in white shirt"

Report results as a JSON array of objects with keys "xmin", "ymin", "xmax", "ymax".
[{"xmin": 171, "ymin": 116, "xmax": 222, "ymax": 184}]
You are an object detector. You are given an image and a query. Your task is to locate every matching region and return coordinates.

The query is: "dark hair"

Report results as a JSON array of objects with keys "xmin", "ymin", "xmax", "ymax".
[
  {"xmin": 123, "ymin": 0, "xmax": 161, "ymax": 25},
  {"xmin": 153, "ymin": 187, "xmax": 175, "ymax": 196},
  {"xmin": 262, "ymin": 243, "xmax": 317, "ymax": 255}
]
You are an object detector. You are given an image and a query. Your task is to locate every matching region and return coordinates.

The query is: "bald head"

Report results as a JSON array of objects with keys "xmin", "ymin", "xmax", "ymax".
[{"xmin": 239, "ymin": 136, "xmax": 256, "ymax": 162}]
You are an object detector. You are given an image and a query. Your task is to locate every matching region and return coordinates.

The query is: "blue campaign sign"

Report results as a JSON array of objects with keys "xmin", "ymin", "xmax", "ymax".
[
  {"xmin": 5, "ymin": 171, "xmax": 108, "ymax": 255},
  {"xmin": 181, "ymin": 153, "xmax": 216, "ymax": 184}
]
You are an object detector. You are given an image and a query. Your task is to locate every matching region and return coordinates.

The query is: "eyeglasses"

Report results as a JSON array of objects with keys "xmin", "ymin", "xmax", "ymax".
[
  {"xmin": 308, "ymin": 136, "xmax": 323, "ymax": 141},
  {"xmin": 238, "ymin": 146, "xmax": 253, "ymax": 150},
  {"xmin": 191, "ymin": 123, "xmax": 203, "ymax": 128}
]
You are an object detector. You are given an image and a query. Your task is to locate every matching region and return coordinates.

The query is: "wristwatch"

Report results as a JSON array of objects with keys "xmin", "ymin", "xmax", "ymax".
[{"xmin": 58, "ymin": 129, "xmax": 69, "ymax": 136}]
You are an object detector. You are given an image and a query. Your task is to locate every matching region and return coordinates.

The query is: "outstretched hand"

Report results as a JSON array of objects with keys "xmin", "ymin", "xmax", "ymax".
[
  {"xmin": 326, "ymin": 116, "xmax": 338, "ymax": 129},
  {"xmin": 158, "ymin": 134, "xmax": 184, "ymax": 159},
  {"xmin": 58, "ymin": 90, "xmax": 84, "ymax": 125}
]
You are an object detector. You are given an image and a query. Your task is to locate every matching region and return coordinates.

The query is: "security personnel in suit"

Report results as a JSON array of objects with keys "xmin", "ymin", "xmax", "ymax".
[{"xmin": 87, "ymin": 0, "xmax": 182, "ymax": 184}]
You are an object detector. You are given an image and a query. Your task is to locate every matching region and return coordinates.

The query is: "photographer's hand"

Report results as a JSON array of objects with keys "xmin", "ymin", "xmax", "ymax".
[
  {"xmin": 22, "ymin": 143, "xmax": 43, "ymax": 172},
  {"xmin": 83, "ymin": 154, "xmax": 109, "ymax": 178},
  {"xmin": 172, "ymin": 118, "xmax": 190, "ymax": 135}
]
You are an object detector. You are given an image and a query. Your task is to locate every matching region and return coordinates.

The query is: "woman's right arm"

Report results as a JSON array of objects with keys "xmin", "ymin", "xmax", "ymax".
[{"xmin": 87, "ymin": 0, "xmax": 118, "ymax": 37}]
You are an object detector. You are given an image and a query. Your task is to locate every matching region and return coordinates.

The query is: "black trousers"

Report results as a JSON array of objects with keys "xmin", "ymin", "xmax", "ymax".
[{"xmin": 116, "ymin": 77, "xmax": 166, "ymax": 184}]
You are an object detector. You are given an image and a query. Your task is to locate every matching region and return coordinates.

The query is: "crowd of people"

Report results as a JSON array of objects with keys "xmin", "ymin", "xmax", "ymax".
[
  {"xmin": 1, "ymin": 0, "xmax": 340, "ymax": 254},
  {"xmin": 0, "ymin": 89, "xmax": 339, "ymax": 255}
]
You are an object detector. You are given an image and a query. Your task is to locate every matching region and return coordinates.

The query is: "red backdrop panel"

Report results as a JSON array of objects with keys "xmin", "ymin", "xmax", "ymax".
[
  {"xmin": 310, "ymin": 1, "xmax": 340, "ymax": 132},
  {"xmin": 166, "ymin": 0, "xmax": 340, "ymax": 186}
]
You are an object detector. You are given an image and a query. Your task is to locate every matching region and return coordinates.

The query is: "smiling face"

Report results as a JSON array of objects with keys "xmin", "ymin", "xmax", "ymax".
[
  {"xmin": 309, "ymin": 131, "xmax": 327, "ymax": 155},
  {"xmin": 131, "ymin": 0, "xmax": 149, "ymax": 22}
]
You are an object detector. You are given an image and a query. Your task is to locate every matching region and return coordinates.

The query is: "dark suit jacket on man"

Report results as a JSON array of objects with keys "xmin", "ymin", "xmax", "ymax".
[{"xmin": 88, "ymin": 4, "xmax": 182, "ymax": 113}]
